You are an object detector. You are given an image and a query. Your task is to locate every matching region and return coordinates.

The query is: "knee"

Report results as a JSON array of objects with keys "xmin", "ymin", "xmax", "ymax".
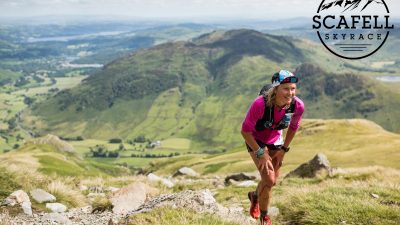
[{"xmin": 260, "ymin": 170, "xmax": 276, "ymax": 187}]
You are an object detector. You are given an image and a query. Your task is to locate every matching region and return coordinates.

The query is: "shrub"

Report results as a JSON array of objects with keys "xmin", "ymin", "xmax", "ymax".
[
  {"xmin": 91, "ymin": 196, "xmax": 113, "ymax": 213},
  {"xmin": 134, "ymin": 135, "xmax": 147, "ymax": 143},
  {"xmin": 109, "ymin": 138, "xmax": 122, "ymax": 144},
  {"xmin": 107, "ymin": 151, "xmax": 119, "ymax": 158},
  {"xmin": 90, "ymin": 145, "xmax": 108, "ymax": 157},
  {"xmin": 76, "ymin": 136, "xmax": 84, "ymax": 141}
]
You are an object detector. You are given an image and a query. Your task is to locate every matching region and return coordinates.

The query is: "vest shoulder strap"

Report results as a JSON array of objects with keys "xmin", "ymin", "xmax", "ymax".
[
  {"xmin": 261, "ymin": 95, "xmax": 273, "ymax": 125},
  {"xmin": 286, "ymin": 98, "xmax": 296, "ymax": 113}
]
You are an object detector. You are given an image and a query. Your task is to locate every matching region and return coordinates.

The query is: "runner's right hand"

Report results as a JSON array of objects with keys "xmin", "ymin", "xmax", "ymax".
[{"xmin": 257, "ymin": 151, "xmax": 273, "ymax": 175}]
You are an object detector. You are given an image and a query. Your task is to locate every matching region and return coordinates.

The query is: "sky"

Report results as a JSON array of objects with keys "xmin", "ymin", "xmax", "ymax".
[{"xmin": 1, "ymin": 0, "xmax": 398, "ymax": 21}]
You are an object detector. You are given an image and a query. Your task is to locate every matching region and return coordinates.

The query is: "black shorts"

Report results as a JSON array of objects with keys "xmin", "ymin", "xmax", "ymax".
[{"xmin": 246, "ymin": 139, "xmax": 281, "ymax": 152}]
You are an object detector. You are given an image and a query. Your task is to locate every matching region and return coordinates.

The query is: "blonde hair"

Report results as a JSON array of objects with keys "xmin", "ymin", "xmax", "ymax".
[{"xmin": 264, "ymin": 86, "xmax": 277, "ymax": 107}]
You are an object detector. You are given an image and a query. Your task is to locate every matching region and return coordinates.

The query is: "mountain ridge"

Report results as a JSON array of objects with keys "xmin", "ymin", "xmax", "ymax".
[{"xmin": 22, "ymin": 29, "xmax": 400, "ymax": 146}]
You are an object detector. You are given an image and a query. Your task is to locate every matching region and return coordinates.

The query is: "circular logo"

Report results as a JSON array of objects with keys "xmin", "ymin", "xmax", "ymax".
[{"xmin": 312, "ymin": 0, "xmax": 394, "ymax": 60}]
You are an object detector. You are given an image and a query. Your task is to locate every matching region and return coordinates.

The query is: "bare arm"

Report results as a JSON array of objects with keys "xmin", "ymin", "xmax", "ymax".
[
  {"xmin": 241, "ymin": 130, "xmax": 272, "ymax": 174},
  {"xmin": 241, "ymin": 130, "xmax": 259, "ymax": 152},
  {"xmin": 283, "ymin": 127, "xmax": 297, "ymax": 148}
]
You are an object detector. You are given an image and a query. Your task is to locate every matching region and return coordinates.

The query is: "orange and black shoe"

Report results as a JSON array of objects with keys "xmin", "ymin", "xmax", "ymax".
[
  {"xmin": 260, "ymin": 215, "xmax": 273, "ymax": 225},
  {"xmin": 247, "ymin": 191, "xmax": 260, "ymax": 219}
]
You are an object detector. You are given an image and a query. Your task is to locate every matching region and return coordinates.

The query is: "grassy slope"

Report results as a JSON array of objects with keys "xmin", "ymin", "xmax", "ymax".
[
  {"xmin": 294, "ymin": 63, "xmax": 400, "ymax": 133},
  {"xmin": 213, "ymin": 167, "xmax": 400, "ymax": 225},
  {"xmin": 148, "ymin": 119, "xmax": 400, "ymax": 176},
  {"xmin": 13, "ymin": 76, "xmax": 87, "ymax": 96},
  {"xmin": 0, "ymin": 69, "xmax": 20, "ymax": 85},
  {"xmin": 0, "ymin": 143, "xmax": 128, "ymax": 178},
  {"xmin": 0, "ymin": 144, "xmax": 94, "ymax": 209},
  {"xmin": 128, "ymin": 207, "xmax": 241, "ymax": 225},
  {"xmin": 1, "ymin": 121, "xmax": 399, "ymax": 224},
  {"xmin": 4, "ymin": 118, "xmax": 397, "ymax": 188}
]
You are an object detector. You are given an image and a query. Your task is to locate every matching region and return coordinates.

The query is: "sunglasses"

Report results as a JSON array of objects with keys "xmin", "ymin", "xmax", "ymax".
[{"xmin": 280, "ymin": 76, "xmax": 298, "ymax": 84}]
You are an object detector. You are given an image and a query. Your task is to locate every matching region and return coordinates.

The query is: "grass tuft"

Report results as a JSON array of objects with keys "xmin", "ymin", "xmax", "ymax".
[
  {"xmin": 91, "ymin": 196, "xmax": 113, "ymax": 213},
  {"xmin": 47, "ymin": 179, "xmax": 87, "ymax": 208},
  {"xmin": 127, "ymin": 206, "xmax": 242, "ymax": 225},
  {"xmin": 0, "ymin": 170, "xmax": 21, "ymax": 201}
]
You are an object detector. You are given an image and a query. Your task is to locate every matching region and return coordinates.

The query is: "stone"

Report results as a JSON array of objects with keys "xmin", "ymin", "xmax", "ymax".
[
  {"xmin": 285, "ymin": 153, "xmax": 332, "ymax": 178},
  {"xmin": 268, "ymin": 207, "xmax": 280, "ymax": 216},
  {"xmin": 111, "ymin": 182, "xmax": 147, "ymax": 215},
  {"xmin": 46, "ymin": 203, "xmax": 67, "ymax": 213},
  {"xmin": 30, "ymin": 189, "xmax": 56, "ymax": 203},
  {"xmin": 173, "ymin": 167, "xmax": 199, "ymax": 177},
  {"xmin": 107, "ymin": 186, "xmax": 120, "ymax": 193},
  {"xmin": 147, "ymin": 173, "xmax": 162, "ymax": 182},
  {"xmin": 234, "ymin": 180, "xmax": 257, "ymax": 187},
  {"xmin": 8, "ymin": 190, "xmax": 30, "ymax": 205},
  {"xmin": 21, "ymin": 201, "xmax": 33, "ymax": 216},
  {"xmin": 131, "ymin": 189, "xmax": 253, "ymax": 225},
  {"xmin": 2, "ymin": 190, "xmax": 32, "ymax": 215},
  {"xmin": 79, "ymin": 185, "xmax": 88, "ymax": 191},
  {"xmin": 147, "ymin": 173, "xmax": 174, "ymax": 188},
  {"xmin": 160, "ymin": 179, "xmax": 174, "ymax": 188},
  {"xmin": 371, "ymin": 193, "xmax": 379, "ymax": 199},
  {"xmin": 224, "ymin": 172, "xmax": 257, "ymax": 185},
  {"xmin": 1, "ymin": 197, "xmax": 16, "ymax": 206},
  {"xmin": 133, "ymin": 189, "xmax": 217, "ymax": 214},
  {"xmin": 42, "ymin": 213, "xmax": 71, "ymax": 224}
]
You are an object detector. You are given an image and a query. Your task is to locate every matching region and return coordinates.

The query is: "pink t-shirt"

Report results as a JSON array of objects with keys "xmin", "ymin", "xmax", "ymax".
[{"xmin": 241, "ymin": 96, "xmax": 304, "ymax": 145}]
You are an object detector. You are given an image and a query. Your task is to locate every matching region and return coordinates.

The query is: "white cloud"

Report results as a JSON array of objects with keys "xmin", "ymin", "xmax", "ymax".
[{"xmin": 0, "ymin": 0, "xmax": 399, "ymax": 19}]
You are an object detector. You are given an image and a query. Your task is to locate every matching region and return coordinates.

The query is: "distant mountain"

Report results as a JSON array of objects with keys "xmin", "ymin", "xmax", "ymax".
[
  {"xmin": 23, "ymin": 29, "xmax": 400, "ymax": 147},
  {"xmin": 320, "ymin": 0, "xmax": 383, "ymax": 12}
]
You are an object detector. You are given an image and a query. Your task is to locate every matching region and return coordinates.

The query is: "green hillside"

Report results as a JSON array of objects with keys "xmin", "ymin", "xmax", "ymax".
[
  {"xmin": 295, "ymin": 64, "xmax": 400, "ymax": 132},
  {"xmin": 23, "ymin": 29, "xmax": 400, "ymax": 148},
  {"xmin": 0, "ymin": 69, "xmax": 20, "ymax": 86},
  {"xmin": 0, "ymin": 141, "xmax": 129, "ymax": 209},
  {"xmin": 146, "ymin": 119, "xmax": 400, "ymax": 176},
  {"xmin": 0, "ymin": 142, "xmax": 129, "ymax": 178}
]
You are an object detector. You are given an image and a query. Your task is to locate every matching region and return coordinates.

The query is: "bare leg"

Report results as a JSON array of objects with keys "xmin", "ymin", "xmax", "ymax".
[{"xmin": 249, "ymin": 150, "xmax": 282, "ymax": 212}]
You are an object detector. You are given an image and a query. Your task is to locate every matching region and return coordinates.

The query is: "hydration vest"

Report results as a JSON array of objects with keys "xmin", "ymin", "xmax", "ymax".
[{"xmin": 255, "ymin": 95, "xmax": 296, "ymax": 131}]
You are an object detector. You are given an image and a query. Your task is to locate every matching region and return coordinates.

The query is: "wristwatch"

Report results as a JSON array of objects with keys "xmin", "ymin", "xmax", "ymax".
[
  {"xmin": 255, "ymin": 147, "xmax": 265, "ymax": 158},
  {"xmin": 281, "ymin": 146, "xmax": 290, "ymax": 152}
]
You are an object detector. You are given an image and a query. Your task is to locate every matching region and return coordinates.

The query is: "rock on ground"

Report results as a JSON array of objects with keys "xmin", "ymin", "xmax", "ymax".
[
  {"xmin": 285, "ymin": 153, "xmax": 332, "ymax": 178},
  {"xmin": 173, "ymin": 167, "xmax": 199, "ymax": 177},
  {"xmin": 234, "ymin": 180, "xmax": 258, "ymax": 187},
  {"xmin": 30, "ymin": 189, "xmax": 56, "ymax": 203},
  {"xmin": 224, "ymin": 172, "xmax": 258, "ymax": 185},
  {"xmin": 0, "ymin": 206, "xmax": 123, "ymax": 225},
  {"xmin": 2, "ymin": 190, "xmax": 32, "ymax": 215},
  {"xmin": 46, "ymin": 203, "xmax": 67, "ymax": 213},
  {"xmin": 129, "ymin": 189, "xmax": 253, "ymax": 225},
  {"xmin": 111, "ymin": 182, "xmax": 147, "ymax": 214},
  {"xmin": 147, "ymin": 173, "xmax": 174, "ymax": 188}
]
